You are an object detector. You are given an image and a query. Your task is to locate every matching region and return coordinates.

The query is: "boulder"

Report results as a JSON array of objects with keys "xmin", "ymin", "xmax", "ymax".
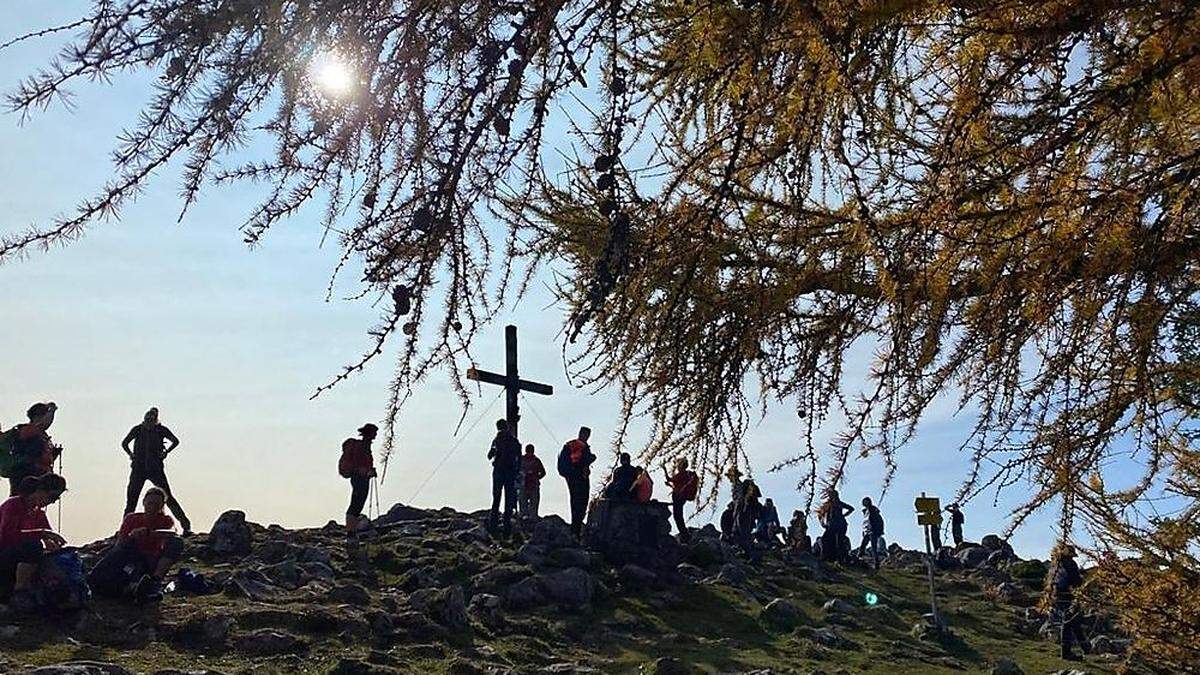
[
  {"xmin": 584, "ymin": 499, "xmax": 681, "ymax": 571},
  {"xmin": 716, "ymin": 563, "xmax": 748, "ymax": 585},
  {"xmin": 408, "ymin": 585, "xmax": 469, "ymax": 631},
  {"xmin": 539, "ymin": 567, "xmax": 595, "ymax": 608},
  {"xmin": 376, "ymin": 503, "xmax": 428, "ymax": 525},
  {"xmin": 530, "ymin": 516, "xmax": 576, "ymax": 549},
  {"xmin": 957, "ymin": 546, "xmax": 990, "ymax": 568},
  {"xmin": 504, "ymin": 576, "xmax": 546, "ymax": 608},
  {"xmin": 685, "ymin": 538, "xmax": 726, "ymax": 568},
  {"xmin": 620, "ymin": 564, "xmax": 659, "ymax": 585},
  {"xmin": 822, "ymin": 598, "xmax": 855, "ymax": 615},
  {"xmin": 467, "ymin": 592, "xmax": 503, "ymax": 624},
  {"xmin": 224, "ymin": 569, "xmax": 280, "ymax": 601},
  {"xmin": 980, "ymin": 534, "xmax": 1013, "ymax": 555},
  {"xmin": 990, "ymin": 657, "xmax": 1024, "ymax": 675},
  {"xmin": 330, "ymin": 582, "xmax": 372, "ymax": 606},
  {"xmin": 1091, "ymin": 634, "xmax": 1130, "ymax": 655},
  {"xmin": 209, "ymin": 510, "xmax": 253, "ymax": 556},
  {"xmin": 989, "ymin": 582, "xmax": 1022, "ymax": 605},
  {"xmin": 675, "ymin": 563, "xmax": 705, "ymax": 582},
  {"xmin": 1008, "ymin": 559, "xmax": 1049, "ymax": 581},
  {"xmin": 760, "ymin": 598, "xmax": 806, "ymax": 632},
  {"xmin": 232, "ymin": 629, "xmax": 308, "ymax": 656},
  {"xmin": 547, "ymin": 547, "xmax": 594, "ymax": 569}
]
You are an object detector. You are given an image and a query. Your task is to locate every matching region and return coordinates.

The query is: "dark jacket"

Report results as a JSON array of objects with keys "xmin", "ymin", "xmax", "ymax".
[
  {"xmin": 557, "ymin": 439, "xmax": 596, "ymax": 481},
  {"xmin": 489, "ymin": 431, "xmax": 522, "ymax": 477}
]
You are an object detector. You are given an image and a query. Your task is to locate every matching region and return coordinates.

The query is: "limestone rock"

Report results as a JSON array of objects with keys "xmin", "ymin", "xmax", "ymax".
[
  {"xmin": 232, "ymin": 628, "xmax": 308, "ymax": 656},
  {"xmin": 957, "ymin": 546, "xmax": 990, "ymax": 568},
  {"xmin": 29, "ymin": 663, "xmax": 133, "ymax": 675},
  {"xmin": 641, "ymin": 657, "xmax": 692, "ymax": 675},
  {"xmin": 539, "ymin": 567, "xmax": 595, "ymax": 608},
  {"xmin": 990, "ymin": 657, "xmax": 1024, "ymax": 675},
  {"xmin": 209, "ymin": 510, "xmax": 253, "ymax": 556},
  {"xmin": 822, "ymin": 598, "xmax": 854, "ymax": 614},
  {"xmin": 331, "ymin": 582, "xmax": 372, "ymax": 606},
  {"xmin": 408, "ymin": 585, "xmax": 469, "ymax": 631},
  {"xmin": 584, "ymin": 499, "xmax": 681, "ymax": 571},
  {"xmin": 760, "ymin": 598, "xmax": 806, "ymax": 632}
]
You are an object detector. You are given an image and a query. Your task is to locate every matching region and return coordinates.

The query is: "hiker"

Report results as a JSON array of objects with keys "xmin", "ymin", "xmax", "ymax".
[
  {"xmin": 631, "ymin": 465, "xmax": 654, "ymax": 503},
  {"xmin": 487, "ymin": 419, "xmax": 521, "ymax": 536},
  {"xmin": 4, "ymin": 403, "xmax": 61, "ymax": 497},
  {"xmin": 557, "ymin": 426, "xmax": 596, "ymax": 538},
  {"xmin": 605, "ymin": 452, "xmax": 640, "ymax": 500},
  {"xmin": 947, "ymin": 503, "xmax": 965, "ymax": 546},
  {"xmin": 787, "ymin": 510, "xmax": 811, "ymax": 553},
  {"xmin": 121, "ymin": 408, "xmax": 191, "ymax": 535},
  {"xmin": 1049, "ymin": 542, "xmax": 1090, "ymax": 661},
  {"xmin": 338, "ymin": 423, "xmax": 378, "ymax": 532},
  {"xmin": 0, "ymin": 473, "xmax": 67, "ymax": 612},
  {"xmin": 816, "ymin": 489, "xmax": 854, "ymax": 563},
  {"xmin": 857, "ymin": 497, "xmax": 886, "ymax": 569},
  {"xmin": 88, "ymin": 486, "xmax": 183, "ymax": 603},
  {"xmin": 734, "ymin": 479, "xmax": 763, "ymax": 557},
  {"xmin": 519, "ymin": 444, "xmax": 546, "ymax": 519},
  {"xmin": 663, "ymin": 458, "xmax": 698, "ymax": 543},
  {"xmin": 756, "ymin": 497, "xmax": 784, "ymax": 546}
]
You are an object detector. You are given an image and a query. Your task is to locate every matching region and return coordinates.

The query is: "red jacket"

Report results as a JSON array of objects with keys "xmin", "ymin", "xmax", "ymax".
[
  {"xmin": 0, "ymin": 495, "xmax": 50, "ymax": 549},
  {"xmin": 118, "ymin": 512, "xmax": 175, "ymax": 559}
]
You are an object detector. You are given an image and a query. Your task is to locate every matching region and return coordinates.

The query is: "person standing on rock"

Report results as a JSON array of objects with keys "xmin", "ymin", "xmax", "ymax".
[
  {"xmin": 339, "ymin": 423, "xmax": 378, "ymax": 532},
  {"xmin": 664, "ymin": 458, "xmax": 698, "ymax": 543},
  {"xmin": 1048, "ymin": 542, "xmax": 1090, "ymax": 662},
  {"xmin": 816, "ymin": 488, "xmax": 854, "ymax": 563},
  {"xmin": 519, "ymin": 444, "xmax": 546, "ymax": 519},
  {"xmin": 857, "ymin": 497, "xmax": 885, "ymax": 570},
  {"xmin": 121, "ymin": 408, "xmax": 191, "ymax": 535},
  {"xmin": 5, "ymin": 402, "xmax": 61, "ymax": 497},
  {"xmin": 947, "ymin": 503, "xmax": 965, "ymax": 546},
  {"xmin": 88, "ymin": 486, "xmax": 183, "ymax": 603},
  {"xmin": 0, "ymin": 473, "xmax": 67, "ymax": 612},
  {"xmin": 487, "ymin": 419, "xmax": 522, "ymax": 536},
  {"xmin": 558, "ymin": 426, "xmax": 596, "ymax": 539}
]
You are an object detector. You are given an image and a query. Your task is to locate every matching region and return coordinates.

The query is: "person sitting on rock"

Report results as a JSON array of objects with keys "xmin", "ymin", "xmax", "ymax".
[
  {"xmin": 816, "ymin": 488, "xmax": 854, "ymax": 563},
  {"xmin": 519, "ymin": 444, "xmax": 546, "ymax": 520},
  {"xmin": 663, "ymin": 458, "xmax": 698, "ymax": 543},
  {"xmin": 605, "ymin": 453, "xmax": 640, "ymax": 501},
  {"xmin": 0, "ymin": 473, "xmax": 67, "ymax": 612},
  {"xmin": 787, "ymin": 510, "xmax": 812, "ymax": 553},
  {"xmin": 631, "ymin": 466, "xmax": 654, "ymax": 504},
  {"xmin": 88, "ymin": 486, "xmax": 183, "ymax": 603},
  {"xmin": 947, "ymin": 503, "xmax": 965, "ymax": 547},
  {"xmin": 6, "ymin": 403, "xmax": 61, "ymax": 497},
  {"xmin": 338, "ymin": 423, "xmax": 378, "ymax": 533},
  {"xmin": 857, "ymin": 496, "xmax": 886, "ymax": 570},
  {"xmin": 755, "ymin": 497, "xmax": 784, "ymax": 547}
]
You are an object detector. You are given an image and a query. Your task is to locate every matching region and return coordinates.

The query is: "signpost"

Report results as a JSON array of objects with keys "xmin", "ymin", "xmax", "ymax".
[{"xmin": 914, "ymin": 492, "xmax": 945, "ymax": 629}]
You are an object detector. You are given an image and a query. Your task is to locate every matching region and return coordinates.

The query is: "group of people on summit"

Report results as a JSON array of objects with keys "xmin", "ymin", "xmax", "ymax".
[{"xmin": 1, "ymin": 402, "xmax": 190, "ymax": 613}]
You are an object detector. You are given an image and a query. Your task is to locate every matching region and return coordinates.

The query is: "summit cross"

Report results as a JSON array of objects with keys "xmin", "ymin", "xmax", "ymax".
[{"xmin": 465, "ymin": 325, "xmax": 553, "ymax": 440}]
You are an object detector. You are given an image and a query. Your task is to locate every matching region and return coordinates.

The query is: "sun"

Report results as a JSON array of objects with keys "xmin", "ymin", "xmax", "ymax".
[{"xmin": 309, "ymin": 50, "xmax": 355, "ymax": 98}]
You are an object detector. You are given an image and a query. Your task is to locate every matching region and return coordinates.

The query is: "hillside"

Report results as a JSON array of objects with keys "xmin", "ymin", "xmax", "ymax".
[{"xmin": 0, "ymin": 504, "xmax": 1138, "ymax": 674}]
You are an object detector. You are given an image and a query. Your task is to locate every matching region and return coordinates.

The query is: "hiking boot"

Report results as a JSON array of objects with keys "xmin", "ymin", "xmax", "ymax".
[
  {"xmin": 134, "ymin": 575, "xmax": 164, "ymax": 604},
  {"xmin": 8, "ymin": 589, "xmax": 38, "ymax": 614}
]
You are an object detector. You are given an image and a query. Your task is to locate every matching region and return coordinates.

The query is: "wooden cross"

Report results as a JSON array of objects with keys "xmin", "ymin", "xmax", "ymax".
[{"xmin": 466, "ymin": 325, "xmax": 553, "ymax": 440}]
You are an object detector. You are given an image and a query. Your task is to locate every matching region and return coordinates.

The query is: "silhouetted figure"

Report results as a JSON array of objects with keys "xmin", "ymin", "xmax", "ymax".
[
  {"xmin": 947, "ymin": 503, "xmax": 965, "ymax": 546},
  {"xmin": 520, "ymin": 444, "xmax": 546, "ymax": 519},
  {"xmin": 734, "ymin": 480, "xmax": 763, "ymax": 558},
  {"xmin": 89, "ymin": 486, "xmax": 183, "ymax": 603},
  {"xmin": 0, "ymin": 473, "xmax": 67, "ymax": 612},
  {"xmin": 6, "ymin": 403, "xmax": 61, "ymax": 497},
  {"xmin": 558, "ymin": 426, "xmax": 596, "ymax": 539},
  {"xmin": 756, "ymin": 497, "xmax": 784, "ymax": 546},
  {"xmin": 858, "ymin": 497, "xmax": 885, "ymax": 569},
  {"xmin": 338, "ymin": 423, "xmax": 377, "ymax": 532},
  {"xmin": 122, "ymin": 408, "xmax": 191, "ymax": 535},
  {"xmin": 1050, "ymin": 543, "xmax": 1090, "ymax": 661},
  {"xmin": 664, "ymin": 458, "xmax": 698, "ymax": 543},
  {"xmin": 787, "ymin": 510, "xmax": 811, "ymax": 553},
  {"xmin": 816, "ymin": 489, "xmax": 854, "ymax": 563},
  {"xmin": 606, "ymin": 453, "xmax": 639, "ymax": 500},
  {"xmin": 487, "ymin": 419, "xmax": 522, "ymax": 536}
]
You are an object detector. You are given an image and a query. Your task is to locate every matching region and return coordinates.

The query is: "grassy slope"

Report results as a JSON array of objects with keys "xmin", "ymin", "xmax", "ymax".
[{"xmin": 0, "ymin": 524, "xmax": 1126, "ymax": 675}]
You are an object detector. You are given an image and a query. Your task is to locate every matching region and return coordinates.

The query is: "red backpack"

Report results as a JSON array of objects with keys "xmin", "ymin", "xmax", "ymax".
[
  {"xmin": 676, "ymin": 470, "xmax": 699, "ymax": 501},
  {"xmin": 338, "ymin": 439, "xmax": 361, "ymax": 478}
]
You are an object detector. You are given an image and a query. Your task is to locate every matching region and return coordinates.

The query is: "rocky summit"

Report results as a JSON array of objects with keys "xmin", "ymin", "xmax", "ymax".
[{"xmin": 0, "ymin": 504, "xmax": 1135, "ymax": 674}]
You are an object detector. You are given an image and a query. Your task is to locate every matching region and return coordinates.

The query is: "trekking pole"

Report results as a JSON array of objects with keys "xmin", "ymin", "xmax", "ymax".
[{"xmin": 56, "ymin": 451, "xmax": 63, "ymax": 531}]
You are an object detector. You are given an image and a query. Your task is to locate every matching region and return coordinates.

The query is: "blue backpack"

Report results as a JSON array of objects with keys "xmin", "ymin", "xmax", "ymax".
[{"xmin": 39, "ymin": 549, "xmax": 91, "ymax": 611}]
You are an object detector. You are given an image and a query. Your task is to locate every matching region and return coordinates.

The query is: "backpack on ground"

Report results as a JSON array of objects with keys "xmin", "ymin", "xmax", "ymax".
[
  {"xmin": 39, "ymin": 549, "xmax": 92, "ymax": 612},
  {"xmin": 0, "ymin": 426, "xmax": 23, "ymax": 478}
]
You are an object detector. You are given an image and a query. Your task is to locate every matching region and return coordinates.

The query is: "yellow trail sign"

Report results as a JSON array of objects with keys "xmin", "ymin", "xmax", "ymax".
[
  {"xmin": 914, "ymin": 496, "xmax": 941, "ymax": 514},
  {"xmin": 918, "ymin": 512, "xmax": 943, "ymax": 526}
]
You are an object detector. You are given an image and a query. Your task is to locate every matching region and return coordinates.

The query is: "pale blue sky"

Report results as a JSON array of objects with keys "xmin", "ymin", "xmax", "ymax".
[{"xmin": 0, "ymin": 3, "xmax": 1061, "ymax": 556}]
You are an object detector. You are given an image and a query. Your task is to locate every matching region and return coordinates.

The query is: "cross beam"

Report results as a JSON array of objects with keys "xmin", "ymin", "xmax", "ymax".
[{"xmin": 465, "ymin": 325, "xmax": 553, "ymax": 440}]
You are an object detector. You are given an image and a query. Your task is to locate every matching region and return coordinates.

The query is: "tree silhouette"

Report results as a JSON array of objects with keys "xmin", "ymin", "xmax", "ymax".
[{"xmin": 3, "ymin": 2, "xmax": 1200, "ymax": 665}]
